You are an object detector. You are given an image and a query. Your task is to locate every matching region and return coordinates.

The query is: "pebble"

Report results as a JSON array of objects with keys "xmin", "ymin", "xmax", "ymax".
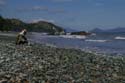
[{"xmin": 0, "ymin": 40, "xmax": 124, "ymax": 83}]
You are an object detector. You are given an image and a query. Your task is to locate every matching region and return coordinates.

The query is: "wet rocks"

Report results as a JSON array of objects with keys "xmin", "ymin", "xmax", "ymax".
[{"xmin": 0, "ymin": 39, "xmax": 124, "ymax": 83}]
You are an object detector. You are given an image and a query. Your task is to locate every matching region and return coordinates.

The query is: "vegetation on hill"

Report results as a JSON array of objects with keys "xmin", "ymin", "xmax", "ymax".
[{"xmin": 0, "ymin": 16, "xmax": 65, "ymax": 35}]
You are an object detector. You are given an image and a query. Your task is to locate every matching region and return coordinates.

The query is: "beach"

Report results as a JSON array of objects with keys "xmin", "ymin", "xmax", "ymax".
[{"xmin": 0, "ymin": 35, "xmax": 124, "ymax": 83}]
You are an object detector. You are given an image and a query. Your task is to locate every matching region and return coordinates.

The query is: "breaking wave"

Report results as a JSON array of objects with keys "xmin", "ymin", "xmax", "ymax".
[
  {"xmin": 60, "ymin": 35, "xmax": 86, "ymax": 39},
  {"xmin": 115, "ymin": 36, "xmax": 125, "ymax": 40},
  {"xmin": 85, "ymin": 39, "xmax": 108, "ymax": 42}
]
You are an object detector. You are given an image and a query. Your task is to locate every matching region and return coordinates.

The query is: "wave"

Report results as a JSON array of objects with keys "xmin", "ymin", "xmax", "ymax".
[
  {"xmin": 85, "ymin": 39, "xmax": 108, "ymax": 42},
  {"xmin": 60, "ymin": 35, "xmax": 86, "ymax": 39},
  {"xmin": 115, "ymin": 36, "xmax": 125, "ymax": 40},
  {"xmin": 91, "ymin": 33, "xmax": 96, "ymax": 36},
  {"xmin": 0, "ymin": 33, "xmax": 16, "ymax": 37}
]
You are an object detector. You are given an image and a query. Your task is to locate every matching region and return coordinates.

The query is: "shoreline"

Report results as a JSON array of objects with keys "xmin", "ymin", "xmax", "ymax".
[
  {"xmin": 0, "ymin": 35, "xmax": 124, "ymax": 83},
  {"xmin": 0, "ymin": 32, "xmax": 125, "ymax": 56}
]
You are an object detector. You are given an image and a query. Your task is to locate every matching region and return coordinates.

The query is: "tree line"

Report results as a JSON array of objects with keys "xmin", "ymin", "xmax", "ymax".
[{"xmin": 0, "ymin": 16, "xmax": 65, "ymax": 35}]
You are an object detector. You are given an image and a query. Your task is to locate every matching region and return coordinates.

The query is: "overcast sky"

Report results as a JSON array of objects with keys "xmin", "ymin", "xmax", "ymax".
[{"xmin": 0, "ymin": 0, "xmax": 125, "ymax": 30}]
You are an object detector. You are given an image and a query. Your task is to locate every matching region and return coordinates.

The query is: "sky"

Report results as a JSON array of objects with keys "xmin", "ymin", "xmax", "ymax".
[{"xmin": 0, "ymin": 0, "xmax": 125, "ymax": 31}]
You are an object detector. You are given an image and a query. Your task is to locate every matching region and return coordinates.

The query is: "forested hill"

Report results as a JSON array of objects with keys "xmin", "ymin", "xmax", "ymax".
[{"xmin": 0, "ymin": 16, "xmax": 65, "ymax": 35}]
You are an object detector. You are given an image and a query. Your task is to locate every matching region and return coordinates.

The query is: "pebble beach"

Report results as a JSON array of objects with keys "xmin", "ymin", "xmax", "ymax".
[{"xmin": 0, "ymin": 35, "xmax": 124, "ymax": 83}]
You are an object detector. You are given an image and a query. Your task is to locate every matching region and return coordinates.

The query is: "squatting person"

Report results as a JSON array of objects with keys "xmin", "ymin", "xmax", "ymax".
[{"xmin": 16, "ymin": 29, "xmax": 28, "ymax": 45}]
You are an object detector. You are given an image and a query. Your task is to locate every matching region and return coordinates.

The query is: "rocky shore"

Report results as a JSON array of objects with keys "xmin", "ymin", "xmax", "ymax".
[{"xmin": 0, "ymin": 36, "xmax": 124, "ymax": 83}]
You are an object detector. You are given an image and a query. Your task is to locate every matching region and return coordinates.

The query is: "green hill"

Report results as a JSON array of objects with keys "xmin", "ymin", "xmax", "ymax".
[{"xmin": 0, "ymin": 16, "xmax": 65, "ymax": 35}]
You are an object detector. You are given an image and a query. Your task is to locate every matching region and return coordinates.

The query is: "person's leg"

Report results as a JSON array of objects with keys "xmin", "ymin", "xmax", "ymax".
[
  {"xmin": 16, "ymin": 35, "xmax": 20, "ymax": 45},
  {"xmin": 23, "ymin": 36, "xmax": 28, "ymax": 44},
  {"xmin": 16, "ymin": 35, "xmax": 24, "ymax": 45}
]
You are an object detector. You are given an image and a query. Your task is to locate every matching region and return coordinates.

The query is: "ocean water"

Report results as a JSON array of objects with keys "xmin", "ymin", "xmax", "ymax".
[{"xmin": 29, "ymin": 32, "xmax": 125, "ymax": 55}]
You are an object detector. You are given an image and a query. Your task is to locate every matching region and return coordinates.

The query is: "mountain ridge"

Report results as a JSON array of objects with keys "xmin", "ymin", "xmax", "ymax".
[
  {"xmin": 90, "ymin": 27, "xmax": 125, "ymax": 33},
  {"xmin": 0, "ymin": 16, "xmax": 65, "ymax": 35}
]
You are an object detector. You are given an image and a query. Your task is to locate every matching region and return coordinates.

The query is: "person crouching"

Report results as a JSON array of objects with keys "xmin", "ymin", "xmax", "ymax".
[{"xmin": 16, "ymin": 29, "xmax": 28, "ymax": 45}]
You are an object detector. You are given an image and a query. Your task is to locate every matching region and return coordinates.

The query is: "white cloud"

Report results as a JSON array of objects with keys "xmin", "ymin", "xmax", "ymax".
[
  {"xmin": 18, "ymin": 6, "xmax": 49, "ymax": 12},
  {"xmin": 51, "ymin": 0, "xmax": 73, "ymax": 2},
  {"xmin": 37, "ymin": 0, "xmax": 74, "ymax": 2},
  {"xmin": 31, "ymin": 6, "xmax": 49, "ymax": 11},
  {"xmin": 87, "ymin": 0, "xmax": 104, "ymax": 6},
  {"xmin": 49, "ymin": 9, "xmax": 66, "ymax": 13},
  {"xmin": 18, "ymin": 6, "xmax": 66, "ymax": 14},
  {"xmin": 95, "ymin": 2, "xmax": 103, "ymax": 6},
  {"xmin": 0, "ymin": 0, "xmax": 6, "ymax": 5}
]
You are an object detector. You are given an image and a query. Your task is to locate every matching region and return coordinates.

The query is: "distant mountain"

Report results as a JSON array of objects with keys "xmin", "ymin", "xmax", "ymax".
[
  {"xmin": 90, "ymin": 27, "xmax": 125, "ymax": 33},
  {"xmin": 107, "ymin": 27, "xmax": 125, "ymax": 32},
  {"xmin": 64, "ymin": 27, "xmax": 77, "ymax": 32},
  {"xmin": 0, "ymin": 16, "xmax": 65, "ymax": 35},
  {"xmin": 90, "ymin": 28, "xmax": 104, "ymax": 33}
]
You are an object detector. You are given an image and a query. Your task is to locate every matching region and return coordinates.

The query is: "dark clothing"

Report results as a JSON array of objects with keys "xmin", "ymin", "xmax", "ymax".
[{"xmin": 16, "ymin": 34, "xmax": 28, "ymax": 45}]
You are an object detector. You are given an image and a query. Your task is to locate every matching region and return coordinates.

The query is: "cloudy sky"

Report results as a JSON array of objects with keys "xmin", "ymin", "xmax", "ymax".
[{"xmin": 0, "ymin": 0, "xmax": 125, "ymax": 30}]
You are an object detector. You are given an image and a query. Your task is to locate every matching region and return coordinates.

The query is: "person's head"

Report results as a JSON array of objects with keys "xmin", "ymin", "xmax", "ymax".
[
  {"xmin": 20, "ymin": 29, "xmax": 27, "ymax": 35},
  {"xmin": 22, "ymin": 29, "xmax": 27, "ymax": 32},
  {"xmin": 22, "ymin": 29, "xmax": 27, "ymax": 35}
]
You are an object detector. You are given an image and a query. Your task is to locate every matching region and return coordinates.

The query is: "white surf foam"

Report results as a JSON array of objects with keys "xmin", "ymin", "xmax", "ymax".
[
  {"xmin": 85, "ymin": 39, "xmax": 108, "ymax": 42},
  {"xmin": 60, "ymin": 35, "xmax": 86, "ymax": 39},
  {"xmin": 0, "ymin": 33, "xmax": 16, "ymax": 37},
  {"xmin": 115, "ymin": 36, "xmax": 125, "ymax": 40}
]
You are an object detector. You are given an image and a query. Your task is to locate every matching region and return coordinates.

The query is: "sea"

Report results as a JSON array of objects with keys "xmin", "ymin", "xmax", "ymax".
[{"xmin": 29, "ymin": 32, "xmax": 125, "ymax": 56}]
